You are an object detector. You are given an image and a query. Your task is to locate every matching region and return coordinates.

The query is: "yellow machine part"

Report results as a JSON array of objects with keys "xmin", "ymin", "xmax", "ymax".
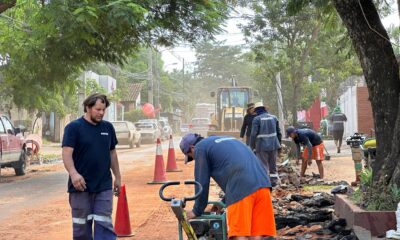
[{"xmin": 363, "ymin": 139, "xmax": 376, "ymax": 148}]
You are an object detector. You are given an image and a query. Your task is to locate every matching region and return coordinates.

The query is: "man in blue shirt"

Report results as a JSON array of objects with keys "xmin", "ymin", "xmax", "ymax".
[
  {"xmin": 250, "ymin": 102, "xmax": 282, "ymax": 186},
  {"xmin": 62, "ymin": 93, "xmax": 122, "ymax": 240},
  {"xmin": 180, "ymin": 133, "xmax": 276, "ymax": 239},
  {"xmin": 286, "ymin": 126, "xmax": 325, "ymax": 179}
]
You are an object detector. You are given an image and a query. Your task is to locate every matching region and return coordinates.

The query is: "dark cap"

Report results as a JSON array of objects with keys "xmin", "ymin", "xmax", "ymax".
[
  {"xmin": 286, "ymin": 126, "xmax": 296, "ymax": 138},
  {"xmin": 180, "ymin": 133, "xmax": 201, "ymax": 163}
]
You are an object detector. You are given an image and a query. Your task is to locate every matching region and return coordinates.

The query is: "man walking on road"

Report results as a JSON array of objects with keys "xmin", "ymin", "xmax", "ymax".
[
  {"xmin": 62, "ymin": 93, "xmax": 122, "ymax": 240},
  {"xmin": 240, "ymin": 103, "xmax": 256, "ymax": 146},
  {"xmin": 250, "ymin": 102, "xmax": 282, "ymax": 187},
  {"xmin": 329, "ymin": 106, "xmax": 347, "ymax": 153},
  {"xmin": 286, "ymin": 126, "xmax": 325, "ymax": 179},
  {"xmin": 180, "ymin": 133, "xmax": 276, "ymax": 240}
]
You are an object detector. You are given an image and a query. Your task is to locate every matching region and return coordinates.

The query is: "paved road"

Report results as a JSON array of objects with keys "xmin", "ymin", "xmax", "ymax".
[{"xmin": 0, "ymin": 139, "xmax": 177, "ymax": 222}]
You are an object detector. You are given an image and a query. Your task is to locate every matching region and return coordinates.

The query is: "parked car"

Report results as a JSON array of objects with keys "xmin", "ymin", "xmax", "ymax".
[
  {"xmin": 138, "ymin": 119, "xmax": 166, "ymax": 140},
  {"xmin": 159, "ymin": 119, "xmax": 173, "ymax": 139},
  {"xmin": 111, "ymin": 121, "xmax": 141, "ymax": 148},
  {"xmin": 0, "ymin": 115, "xmax": 27, "ymax": 176},
  {"xmin": 134, "ymin": 122, "xmax": 161, "ymax": 143}
]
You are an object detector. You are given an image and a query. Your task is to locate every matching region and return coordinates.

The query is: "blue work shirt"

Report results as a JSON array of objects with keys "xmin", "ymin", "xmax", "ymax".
[
  {"xmin": 250, "ymin": 112, "xmax": 281, "ymax": 152},
  {"xmin": 62, "ymin": 117, "xmax": 118, "ymax": 193},
  {"xmin": 192, "ymin": 136, "xmax": 271, "ymax": 216},
  {"xmin": 294, "ymin": 128, "xmax": 322, "ymax": 159}
]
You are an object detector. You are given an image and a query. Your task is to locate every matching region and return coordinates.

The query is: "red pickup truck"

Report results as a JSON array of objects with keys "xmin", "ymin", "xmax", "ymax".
[{"xmin": 0, "ymin": 115, "xmax": 27, "ymax": 176}]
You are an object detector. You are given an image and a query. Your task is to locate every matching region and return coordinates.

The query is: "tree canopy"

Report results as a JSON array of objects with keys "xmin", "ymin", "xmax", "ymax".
[{"xmin": 0, "ymin": 0, "xmax": 229, "ymax": 112}]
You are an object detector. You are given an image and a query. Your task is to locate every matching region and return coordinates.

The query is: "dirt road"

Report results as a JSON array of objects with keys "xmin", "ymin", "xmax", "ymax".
[{"xmin": 0, "ymin": 138, "xmax": 356, "ymax": 239}]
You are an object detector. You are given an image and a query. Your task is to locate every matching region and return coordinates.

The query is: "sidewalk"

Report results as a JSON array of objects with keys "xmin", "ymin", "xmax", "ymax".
[{"xmin": 40, "ymin": 143, "xmax": 62, "ymax": 156}]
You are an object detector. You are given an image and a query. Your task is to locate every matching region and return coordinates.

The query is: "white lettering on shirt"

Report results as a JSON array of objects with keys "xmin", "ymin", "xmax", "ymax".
[
  {"xmin": 101, "ymin": 132, "xmax": 109, "ymax": 136},
  {"xmin": 214, "ymin": 137, "xmax": 235, "ymax": 143}
]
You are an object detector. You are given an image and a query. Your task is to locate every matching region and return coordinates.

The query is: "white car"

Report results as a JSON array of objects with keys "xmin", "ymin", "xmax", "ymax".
[
  {"xmin": 134, "ymin": 122, "xmax": 162, "ymax": 143},
  {"xmin": 111, "ymin": 121, "xmax": 141, "ymax": 148}
]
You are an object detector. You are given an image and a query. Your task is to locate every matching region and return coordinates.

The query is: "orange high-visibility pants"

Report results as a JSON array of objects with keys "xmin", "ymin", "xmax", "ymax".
[
  {"xmin": 226, "ymin": 188, "xmax": 276, "ymax": 238},
  {"xmin": 302, "ymin": 143, "xmax": 325, "ymax": 161}
]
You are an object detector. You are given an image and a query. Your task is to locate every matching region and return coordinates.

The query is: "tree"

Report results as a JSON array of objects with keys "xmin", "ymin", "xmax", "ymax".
[
  {"xmin": 241, "ymin": 0, "xmax": 324, "ymax": 124},
  {"xmin": 332, "ymin": 0, "xmax": 400, "ymax": 210},
  {"xmin": 0, "ymin": 1, "xmax": 230, "ymax": 112},
  {"xmin": 192, "ymin": 41, "xmax": 256, "ymax": 103},
  {"xmin": 241, "ymin": 0, "xmax": 362, "ymax": 125},
  {"xmin": 285, "ymin": 0, "xmax": 400, "ymax": 209}
]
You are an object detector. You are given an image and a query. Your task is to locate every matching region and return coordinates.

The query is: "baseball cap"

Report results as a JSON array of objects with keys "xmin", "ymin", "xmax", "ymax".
[
  {"xmin": 286, "ymin": 126, "xmax": 296, "ymax": 138},
  {"xmin": 180, "ymin": 133, "xmax": 201, "ymax": 164}
]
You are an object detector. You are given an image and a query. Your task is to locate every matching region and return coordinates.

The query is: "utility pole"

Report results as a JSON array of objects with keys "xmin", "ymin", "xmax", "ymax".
[
  {"xmin": 147, "ymin": 49, "xmax": 153, "ymax": 104},
  {"xmin": 155, "ymin": 52, "xmax": 160, "ymax": 119},
  {"xmin": 276, "ymin": 72, "xmax": 285, "ymax": 132},
  {"xmin": 78, "ymin": 72, "xmax": 86, "ymax": 114}
]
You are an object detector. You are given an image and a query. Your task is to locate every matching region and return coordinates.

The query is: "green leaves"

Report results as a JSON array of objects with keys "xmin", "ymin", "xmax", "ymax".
[{"xmin": 0, "ymin": 0, "xmax": 230, "ymax": 113}]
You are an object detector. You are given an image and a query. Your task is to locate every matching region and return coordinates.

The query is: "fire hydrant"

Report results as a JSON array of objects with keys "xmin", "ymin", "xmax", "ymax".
[{"xmin": 345, "ymin": 133, "xmax": 365, "ymax": 186}]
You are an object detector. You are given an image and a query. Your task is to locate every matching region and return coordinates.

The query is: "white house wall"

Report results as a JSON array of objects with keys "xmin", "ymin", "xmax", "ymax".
[{"xmin": 339, "ymin": 85, "xmax": 358, "ymax": 138}]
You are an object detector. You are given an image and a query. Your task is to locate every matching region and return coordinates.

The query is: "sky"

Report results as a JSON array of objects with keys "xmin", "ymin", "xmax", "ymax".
[{"xmin": 162, "ymin": 4, "xmax": 400, "ymax": 72}]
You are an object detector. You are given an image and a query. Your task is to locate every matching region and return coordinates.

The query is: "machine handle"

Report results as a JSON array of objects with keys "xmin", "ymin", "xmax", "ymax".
[
  {"xmin": 158, "ymin": 180, "xmax": 203, "ymax": 202},
  {"xmin": 159, "ymin": 181, "xmax": 180, "ymax": 202},
  {"xmin": 183, "ymin": 180, "xmax": 203, "ymax": 202}
]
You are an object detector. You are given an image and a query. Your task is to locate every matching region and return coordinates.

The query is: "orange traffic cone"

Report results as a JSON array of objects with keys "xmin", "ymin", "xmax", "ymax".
[
  {"xmin": 166, "ymin": 135, "xmax": 182, "ymax": 172},
  {"xmin": 114, "ymin": 184, "xmax": 134, "ymax": 237},
  {"xmin": 147, "ymin": 138, "xmax": 169, "ymax": 184}
]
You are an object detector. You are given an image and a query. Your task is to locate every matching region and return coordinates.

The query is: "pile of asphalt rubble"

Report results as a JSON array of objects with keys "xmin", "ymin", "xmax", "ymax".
[{"xmin": 273, "ymin": 162, "xmax": 357, "ymax": 239}]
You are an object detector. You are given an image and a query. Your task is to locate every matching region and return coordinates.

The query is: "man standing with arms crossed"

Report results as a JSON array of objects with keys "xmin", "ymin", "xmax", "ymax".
[
  {"xmin": 180, "ymin": 133, "xmax": 276, "ymax": 240},
  {"xmin": 250, "ymin": 102, "xmax": 282, "ymax": 187},
  {"xmin": 62, "ymin": 93, "xmax": 122, "ymax": 240}
]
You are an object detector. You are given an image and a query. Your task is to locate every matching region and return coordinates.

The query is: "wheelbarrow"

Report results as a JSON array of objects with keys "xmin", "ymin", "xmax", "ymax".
[{"xmin": 159, "ymin": 180, "xmax": 228, "ymax": 240}]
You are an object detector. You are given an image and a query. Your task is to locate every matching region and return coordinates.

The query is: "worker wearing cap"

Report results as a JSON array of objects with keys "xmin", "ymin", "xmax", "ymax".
[
  {"xmin": 240, "ymin": 103, "xmax": 256, "ymax": 146},
  {"xmin": 180, "ymin": 133, "xmax": 276, "ymax": 239},
  {"xmin": 329, "ymin": 106, "xmax": 347, "ymax": 153},
  {"xmin": 249, "ymin": 102, "xmax": 282, "ymax": 187},
  {"xmin": 286, "ymin": 126, "xmax": 325, "ymax": 179}
]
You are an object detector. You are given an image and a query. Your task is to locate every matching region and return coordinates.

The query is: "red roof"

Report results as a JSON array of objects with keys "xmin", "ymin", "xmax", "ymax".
[{"xmin": 122, "ymin": 83, "xmax": 142, "ymax": 102}]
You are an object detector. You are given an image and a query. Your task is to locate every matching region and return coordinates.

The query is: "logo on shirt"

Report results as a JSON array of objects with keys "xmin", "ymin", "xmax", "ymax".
[
  {"xmin": 214, "ymin": 137, "xmax": 235, "ymax": 143},
  {"xmin": 101, "ymin": 132, "xmax": 109, "ymax": 136}
]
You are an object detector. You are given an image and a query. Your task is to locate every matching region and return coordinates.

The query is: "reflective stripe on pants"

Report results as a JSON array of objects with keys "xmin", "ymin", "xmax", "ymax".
[{"xmin": 69, "ymin": 189, "xmax": 116, "ymax": 240}]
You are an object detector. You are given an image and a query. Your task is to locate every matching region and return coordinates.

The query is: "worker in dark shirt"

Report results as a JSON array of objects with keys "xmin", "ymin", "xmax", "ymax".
[
  {"xmin": 180, "ymin": 133, "xmax": 276, "ymax": 239},
  {"xmin": 240, "ymin": 103, "xmax": 256, "ymax": 146},
  {"xmin": 329, "ymin": 107, "xmax": 347, "ymax": 153},
  {"xmin": 286, "ymin": 126, "xmax": 325, "ymax": 179}
]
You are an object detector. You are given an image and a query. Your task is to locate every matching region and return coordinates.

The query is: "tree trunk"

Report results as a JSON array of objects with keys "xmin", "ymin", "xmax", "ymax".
[
  {"xmin": 333, "ymin": 0, "xmax": 400, "ymax": 185},
  {"xmin": 0, "ymin": 1, "xmax": 16, "ymax": 14}
]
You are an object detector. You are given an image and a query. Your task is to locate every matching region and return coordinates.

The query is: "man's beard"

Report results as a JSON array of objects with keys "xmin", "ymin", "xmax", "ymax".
[{"xmin": 91, "ymin": 115, "xmax": 102, "ymax": 123}]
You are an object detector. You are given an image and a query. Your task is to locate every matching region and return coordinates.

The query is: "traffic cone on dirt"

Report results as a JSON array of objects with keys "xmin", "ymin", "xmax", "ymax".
[
  {"xmin": 147, "ymin": 138, "xmax": 169, "ymax": 184},
  {"xmin": 166, "ymin": 135, "xmax": 182, "ymax": 172},
  {"xmin": 114, "ymin": 184, "xmax": 134, "ymax": 237}
]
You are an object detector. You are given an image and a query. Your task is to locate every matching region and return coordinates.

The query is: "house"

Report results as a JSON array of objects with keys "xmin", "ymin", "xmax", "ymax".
[
  {"xmin": 120, "ymin": 83, "xmax": 143, "ymax": 112},
  {"xmin": 338, "ymin": 76, "xmax": 374, "ymax": 138}
]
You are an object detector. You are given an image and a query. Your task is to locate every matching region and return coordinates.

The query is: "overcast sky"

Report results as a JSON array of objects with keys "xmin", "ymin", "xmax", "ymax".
[{"xmin": 162, "ymin": 5, "xmax": 400, "ymax": 72}]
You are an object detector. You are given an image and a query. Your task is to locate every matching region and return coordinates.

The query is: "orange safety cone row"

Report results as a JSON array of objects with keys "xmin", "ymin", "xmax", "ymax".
[
  {"xmin": 166, "ymin": 135, "xmax": 182, "ymax": 172},
  {"xmin": 147, "ymin": 138, "xmax": 169, "ymax": 184},
  {"xmin": 114, "ymin": 184, "xmax": 134, "ymax": 237}
]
